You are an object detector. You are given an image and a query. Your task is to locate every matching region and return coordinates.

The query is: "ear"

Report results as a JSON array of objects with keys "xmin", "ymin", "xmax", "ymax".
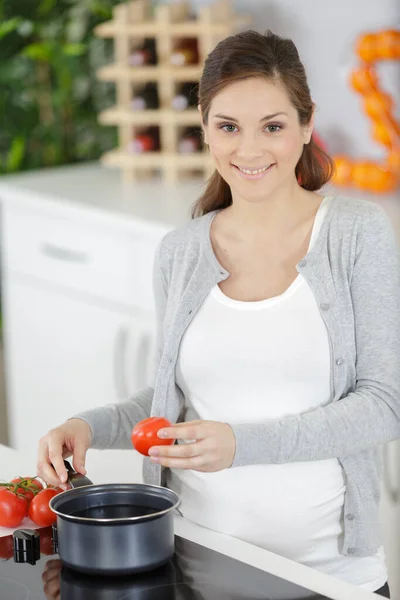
[
  {"xmin": 304, "ymin": 104, "xmax": 315, "ymax": 145},
  {"xmin": 198, "ymin": 104, "xmax": 209, "ymax": 145}
]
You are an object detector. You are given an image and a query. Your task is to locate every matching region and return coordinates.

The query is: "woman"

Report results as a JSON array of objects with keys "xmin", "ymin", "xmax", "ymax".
[{"xmin": 37, "ymin": 30, "xmax": 400, "ymax": 597}]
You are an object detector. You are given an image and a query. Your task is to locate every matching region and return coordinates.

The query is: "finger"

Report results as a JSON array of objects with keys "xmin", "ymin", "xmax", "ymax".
[
  {"xmin": 43, "ymin": 578, "xmax": 60, "ymax": 600},
  {"xmin": 44, "ymin": 559, "xmax": 62, "ymax": 570},
  {"xmin": 41, "ymin": 560, "xmax": 62, "ymax": 582},
  {"xmin": 150, "ymin": 454, "xmax": 206, "ymax": 470},
  {"xmin": 37, "ymin": 441, "xmax": 63, "ymax": 487},
  {"xmin": 157, "ymin": 423, "xmax": 204, "ymax": 441},
  {"xmin": 47, "ymin": 437, "xmax": 69, "ymax": 485},
  {"xmin": 149, "ymin": 440, "xmax": 205, "ymax": 459},
  {"xmin": 42, "ymin": 570, "xmax": 60, "ymax": 585},
  {"xmin": 162, "ymin": 420, "xmax": 203, "ymax": 427},
  {"xmin": 72, "ymin": 441, "xmax": 88, "ymax": 475}
]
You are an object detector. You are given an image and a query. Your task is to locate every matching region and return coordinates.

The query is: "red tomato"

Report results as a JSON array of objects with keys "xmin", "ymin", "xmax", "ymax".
[
  {"xmin": 39, "ymin": 526, "xmax": 56, "ymax": 556},
  {"xmin": 131, "ymin": 417, "xmax": 174, "ymax": 456},
  {"xmin": 10, "ymin": 477, "xmax": 43, "ymax": 504},
  {"xmin": 28, "ymin": 488, "xmax": 61, "ymax": 527},
  {"xmin": 0, "ymin": 489, "xmax": 28, "ymax": 528},
  {"xmin": 0, "ymin": 535, "xmax": 14, "ymax": 560}
]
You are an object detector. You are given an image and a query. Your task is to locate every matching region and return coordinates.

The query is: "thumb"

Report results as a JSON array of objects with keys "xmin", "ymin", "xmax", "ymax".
[{"xmin": 72, "ymin": 441, "xmax": 88, "ymax": 475}]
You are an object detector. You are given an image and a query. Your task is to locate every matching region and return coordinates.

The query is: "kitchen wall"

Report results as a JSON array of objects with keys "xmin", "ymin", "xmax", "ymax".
[
  {"xmin": 0, "ymin": 344, "xmax": 8, "ymax": 446},
  {"xmin": 162, "ymin": 0, "xmax": 400, "ymax": 160}
]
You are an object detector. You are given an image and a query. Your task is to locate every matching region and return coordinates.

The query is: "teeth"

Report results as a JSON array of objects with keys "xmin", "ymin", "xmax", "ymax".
[{"xmin": 237, "ymin": 164, "xmax": 271, "ymax": 175}]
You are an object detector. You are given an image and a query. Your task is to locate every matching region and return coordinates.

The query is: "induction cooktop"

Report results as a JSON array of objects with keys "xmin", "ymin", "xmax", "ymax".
[{"xmin": 0, "ymin": 526, "xmax": 340, "ymax": 599}]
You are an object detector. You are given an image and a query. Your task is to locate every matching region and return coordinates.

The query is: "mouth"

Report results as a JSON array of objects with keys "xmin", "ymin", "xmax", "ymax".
[{"xmin": 231, "ymin": 163, "xmax": 275, "ymax": 179}]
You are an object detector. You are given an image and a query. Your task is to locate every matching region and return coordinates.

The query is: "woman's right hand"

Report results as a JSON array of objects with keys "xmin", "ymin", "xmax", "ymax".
[{"xmin": 37, "ymin": 419, "xmax": 92, "ymax": 489}]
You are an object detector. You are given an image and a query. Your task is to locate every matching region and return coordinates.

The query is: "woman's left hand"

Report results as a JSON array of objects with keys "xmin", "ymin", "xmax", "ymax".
[{"xmin": 148, "ymin": 420, "xmax": 236, "ymax": 472}]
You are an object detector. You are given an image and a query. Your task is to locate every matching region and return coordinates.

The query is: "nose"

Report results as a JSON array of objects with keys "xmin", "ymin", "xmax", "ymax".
[{"xmin": 235, "ymin": 132, "xmax": 264, "ymax": 161}]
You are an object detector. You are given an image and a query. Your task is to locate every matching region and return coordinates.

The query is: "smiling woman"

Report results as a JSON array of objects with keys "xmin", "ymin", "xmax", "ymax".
[
  {"xmin": 37, "ymin": 29, "xmax": 398, "ymax": 599},
  {"xmin": 192, "ymin": 29, "xmax": 334, "ymax": 217}
]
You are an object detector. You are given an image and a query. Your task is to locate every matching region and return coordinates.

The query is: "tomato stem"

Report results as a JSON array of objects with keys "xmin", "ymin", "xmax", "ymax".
[{"xmin": 0, "ymin": 478, "xmax": 43, "ymax": 497}]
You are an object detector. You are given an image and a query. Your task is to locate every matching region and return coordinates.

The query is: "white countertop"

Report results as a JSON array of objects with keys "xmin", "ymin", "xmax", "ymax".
[
  {"xmin": 0, "ymin": 443, "xmax": 383, "ymax": 600},
  {"xmin": 0, "ymin": 162, "xmax": 203, "ymax": 234}
]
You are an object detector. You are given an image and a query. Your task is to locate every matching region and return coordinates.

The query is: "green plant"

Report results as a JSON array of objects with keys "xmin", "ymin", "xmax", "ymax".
[{"xmin": 0, "ymin": 0, "xmax": 130, "ymax": 174}]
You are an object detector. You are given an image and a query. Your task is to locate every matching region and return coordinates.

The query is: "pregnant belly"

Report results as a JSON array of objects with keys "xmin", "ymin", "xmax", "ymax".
[{"xmin": 167, "ymin": 459, "xmax": 346, "ymax": 562}]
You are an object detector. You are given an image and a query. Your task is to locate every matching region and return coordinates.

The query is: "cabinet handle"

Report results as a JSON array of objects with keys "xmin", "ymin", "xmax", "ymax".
[
  {"xmin": 41, "ymin": 243, "xmax": 88, "ymax": 264},
  {"xmin": 113, "ymin": 326, "xmax": 130, "ymax": 400},
  {"xmin": 383, "ymin": 442, "xmax": 400, "ymax": 504}
]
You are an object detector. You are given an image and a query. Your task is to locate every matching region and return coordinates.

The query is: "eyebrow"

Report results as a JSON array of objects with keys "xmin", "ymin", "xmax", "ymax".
[{"xmin": 213, "ymin": 112, "xmax": 288, "ymax": 122}]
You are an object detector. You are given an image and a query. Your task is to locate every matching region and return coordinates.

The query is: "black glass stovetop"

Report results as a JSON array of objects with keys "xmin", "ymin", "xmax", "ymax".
[{"xmin": 0, "ymin": 526, "xmax": 339, "ymax": 599}]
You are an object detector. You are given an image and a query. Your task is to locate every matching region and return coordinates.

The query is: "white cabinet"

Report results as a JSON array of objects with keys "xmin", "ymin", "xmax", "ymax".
[
  {"xmin": 3, "ymin": 277, "xmax": 156, "ymax": 451},
  {"xmin": 380, "ymin": 441, "xmax": 400, "ymax": 600},
  {"xmin": 1, "ymin": 196, "xmax": 163, "ymax": 465}
]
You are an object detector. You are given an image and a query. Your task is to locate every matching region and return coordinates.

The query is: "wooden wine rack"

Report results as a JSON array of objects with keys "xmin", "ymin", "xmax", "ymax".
[{"xmin": 94, "ymin": 0, "xmax": 252, "ymax": 182}]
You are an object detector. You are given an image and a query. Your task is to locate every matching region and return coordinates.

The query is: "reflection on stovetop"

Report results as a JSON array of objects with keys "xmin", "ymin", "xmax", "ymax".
[{"xmin": 0, "ymin": 527, "xmax": 333, "ymax": 600}]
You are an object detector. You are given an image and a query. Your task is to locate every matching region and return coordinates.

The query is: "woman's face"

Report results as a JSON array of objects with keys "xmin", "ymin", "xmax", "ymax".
[{"xmin": 200, "ymin": 77, "xmax": 314, "ymax": 203}]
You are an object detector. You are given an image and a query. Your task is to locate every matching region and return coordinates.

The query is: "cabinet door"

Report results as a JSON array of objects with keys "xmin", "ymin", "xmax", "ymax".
[
  {"xmin": 380, "ymin": 441, "xmax": 400, "ymax": 599},
  {"xmin": 3, "ymin": 276, "xmax": 156, "ymax": 454}
]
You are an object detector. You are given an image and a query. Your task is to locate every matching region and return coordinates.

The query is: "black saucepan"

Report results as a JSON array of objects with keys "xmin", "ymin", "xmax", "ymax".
[{"xmin": 49, "ymin": 460, "xmax": 180, "ymax": 576}]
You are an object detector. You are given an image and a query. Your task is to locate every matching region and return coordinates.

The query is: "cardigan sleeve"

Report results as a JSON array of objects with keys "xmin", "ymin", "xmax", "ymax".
[
  {"xmin": 70, "ymin": 239, "xmax": 168, "ymax": 449},
  {"xmin": 230, "ymin": 205, "xmax": 400, "ymax": 467}
]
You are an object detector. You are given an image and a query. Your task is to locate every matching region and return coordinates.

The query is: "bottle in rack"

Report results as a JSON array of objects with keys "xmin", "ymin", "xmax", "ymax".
[
  {"xmin": 94, "ymin": 0, "xmax": 253, "ymax": 181},
  {"xmin": 178, "ymin": 127, "xmax": 202, "ymax": 153},
  {"xmin": 171, "ymin": 82, "xmax": 198, "ymax": 110},
  {"xmin": 129, "ymin": 38, "xmax": 157, "ymax": 66},
  {"xmin": 130, "ymin": 83, "xmax": 159, "ymax": 110},
  {"xmin": 127, "ymin": 127, "xmax": 160, "ymax": 152},
  {"xmin": 170, "ymin": 38, "xmax": 199, "ymax": 66}
]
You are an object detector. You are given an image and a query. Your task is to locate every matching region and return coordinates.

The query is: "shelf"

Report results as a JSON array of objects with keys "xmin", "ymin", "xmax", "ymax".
[
  {"xmin": 94, "ymin": 16, "xmax": 251, "ymax": 38},
  {"xmin": 94, "ymin": 0, "xmax": 252, "ymax": 181},
  {"xmin": 99, "ymin": 107, "xmax": 201, "ymax": 126},
  {"xmin": 97, "ymin": 64, "xmax": 203, "ymax": 82}
]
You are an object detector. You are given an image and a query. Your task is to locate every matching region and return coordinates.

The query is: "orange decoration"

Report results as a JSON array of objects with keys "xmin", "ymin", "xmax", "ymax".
[
  {"xmin": 387, "ymin": 151, "xmax": 400, "ymax": 174},
  {"xmin": 356, "ymin": 33, "xmax": 377, "ymax": 63},
  {"xmin": 350, "ymin": 66, "xmax": 377, "ymax": 93},
  {"xmin": 332, "ymin": 156, "xmax": 354, "ymax": 186},
  {"xmin": 367, "ymin": 165, "xmax": 397, "ymax": 193},
  {"xmin": 352, "ymin": 162, "xmax": 397, "ymax": 193},
  {"xmin": 333, "ymin": 27, "xmax": 400, "ymax": 194},
  {"xmin": 375, "ymin": 30, "xmax": 400, "ymax": 60},
  {"xmin": 372, "ymin": 121, "xmax": 394, "ymax": 147},
  {"xmin": 351, "ymin": 162, "xmax": 375, "ymax": 189},
  {"xmin": 364, "ymin": 91, "xmax": 393, "ymax": 119}
]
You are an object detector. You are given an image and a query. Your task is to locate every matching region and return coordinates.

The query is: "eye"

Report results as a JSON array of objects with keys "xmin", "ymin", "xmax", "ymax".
[
  {"xmin": 266, "ymin": 124, "xmax": 283, "ymax": 133},
  {"xmin": 217, "ymin": 122, "xmax": 284, "ymax": 133},
  {"xmin": 218, "ymin": 123, "xmax": 237, "ymax": 133}
]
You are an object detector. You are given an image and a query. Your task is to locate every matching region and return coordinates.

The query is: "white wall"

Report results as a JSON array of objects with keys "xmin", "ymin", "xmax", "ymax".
[{"xmin": 162, "ymin": 0, "xmax": 400, "ymax": 161}]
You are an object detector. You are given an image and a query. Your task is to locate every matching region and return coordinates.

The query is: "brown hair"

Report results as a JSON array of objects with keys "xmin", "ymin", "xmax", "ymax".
[{"xmin": 192, "ymin": 29, "xmax": 334, "ymax": 218}]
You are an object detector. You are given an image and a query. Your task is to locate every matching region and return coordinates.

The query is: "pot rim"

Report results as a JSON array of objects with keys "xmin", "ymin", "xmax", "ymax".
[{"xmin": 49, "ymin": 482, "xmax": 181, "ymax": 524}]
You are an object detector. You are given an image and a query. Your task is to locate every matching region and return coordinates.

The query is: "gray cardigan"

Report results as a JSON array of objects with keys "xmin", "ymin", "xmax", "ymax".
[{"xmin": 75, "ymin": 195, "xmax": 400, "ymax": 557}]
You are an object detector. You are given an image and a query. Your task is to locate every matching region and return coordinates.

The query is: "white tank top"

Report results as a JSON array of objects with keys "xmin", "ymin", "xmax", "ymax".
[{"xmin": 167, "ymin": 196, "xmax": 387, "ymax": 591}]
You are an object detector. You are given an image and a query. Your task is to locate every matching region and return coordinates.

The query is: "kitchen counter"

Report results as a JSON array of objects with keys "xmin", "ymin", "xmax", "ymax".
[
  {"xmin": 0, "ymin": 443, "xmax": 386, "ymax": 599},
  {"xmin": 0, "ymin": 162, "xmax": 204, "ymax": 234}
]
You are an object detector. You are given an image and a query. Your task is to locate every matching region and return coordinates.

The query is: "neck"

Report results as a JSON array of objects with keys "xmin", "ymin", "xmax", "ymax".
[{"xmin": 226, "ymin": 180, "xmax": 314, "ymax": 240}]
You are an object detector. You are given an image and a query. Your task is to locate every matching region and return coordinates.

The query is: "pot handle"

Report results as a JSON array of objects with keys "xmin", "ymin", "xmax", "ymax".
[{"xmin": 62, "ymin": 460, "xmax": 94, "ymax": 489}]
